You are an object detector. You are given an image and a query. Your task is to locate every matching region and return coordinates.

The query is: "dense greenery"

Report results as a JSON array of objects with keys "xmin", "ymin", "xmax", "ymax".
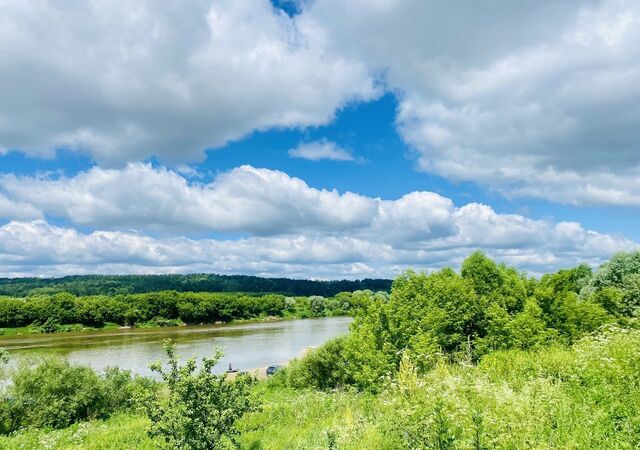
[
  {"xmin": 0, "ymin": 291, "xmax": 373, "ymax": 333},
  {"xmin": 283, "ymin": 251, "xmax": 639, "ymax": 392},
  {"xmin": 1, "ymin": 328, "xmax": 639, "ymax": 449},
  {"xmin": 0, "ymin": 251, "xmax": 639, "ymax": 448},
  {"xmin": 0, "ymin": 273, "xmax": 391, "ymax": 297}
]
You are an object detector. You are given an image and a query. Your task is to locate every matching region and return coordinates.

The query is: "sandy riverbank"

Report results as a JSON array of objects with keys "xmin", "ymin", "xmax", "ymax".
[{"xmin": 225, "ymin": 345, "xmax": 316, "ymax": 380}]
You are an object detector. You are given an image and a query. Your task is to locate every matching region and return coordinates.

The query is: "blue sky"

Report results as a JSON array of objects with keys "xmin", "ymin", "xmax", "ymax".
[{"xmin": 0, "ymin": 0, "xmax": 638, "ymax": 278}]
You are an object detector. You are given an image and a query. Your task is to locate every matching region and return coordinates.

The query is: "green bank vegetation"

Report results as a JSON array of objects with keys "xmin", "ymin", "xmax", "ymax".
[
  {"xmin": 1, "ymin": 251, "xmax": 639, "ymax": 449},
  {"xmin": 0, "ymin": 291, "xmax": 374, "ymax": 335}
]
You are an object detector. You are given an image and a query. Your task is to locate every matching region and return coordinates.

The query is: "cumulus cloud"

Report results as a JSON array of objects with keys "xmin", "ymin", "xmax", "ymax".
[
  {"xmin": 2, "ymin": 0, "xmax": 638, "ymax": 206},
  {"xmin": 288, "ymin": 140, "xmax": 355, "ymax": 161},
  {"xmin": 304, "ymin": 0, "xmax": 640, "ymax": 205},
  {"xmin": 0, "ymin": 193, "xmax": 42, "ymax": 221},
  {"xmin": 0, "ymin": 164, "xmax": 378, "ymax": 234},
  {"xmin": 0, "ymin": 0, "xmax": 377, "ymax": 164},
  {"xmin": 0, "ymin": 217, "xmax": 634, "ymax": 279},
  {"xmin": 0, "ymin": 165, "xmax": 636, "ymax": 278}
]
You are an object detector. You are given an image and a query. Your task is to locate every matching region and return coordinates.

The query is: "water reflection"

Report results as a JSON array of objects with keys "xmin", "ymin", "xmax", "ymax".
[{"xmin": 0, "ymin": 317, "xmax": 352, "ymax": 377}]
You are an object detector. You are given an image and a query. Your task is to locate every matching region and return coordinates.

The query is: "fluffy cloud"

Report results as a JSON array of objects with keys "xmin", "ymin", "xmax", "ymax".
[
  {"xmin": 0, "ymin": 194, "xmax": 42, "ymax": 221},
  {"xmin": 0, "ymin": 164, "xmax": 378, "ymax": 234},
  {"xmin": 0, "ymin": 165, "xmax": 636, "ymax": 278},
  {"xmin": 0, "ymin": 217, "xmax": 634, "ymax": 279},
  {"xmin": 0, "ymin": 0, "xmax": 377, "ymax": 164},
  {"xmin": 305, "ymin": 0, "xmax": 640, "ymax": 205},
  {"xmin": 2, "ymin": 0, "xmax": 638, "ymax": 206},
  {"xmin": 288, "ymin": 140, "xmax": 354, "ymax": 161}
]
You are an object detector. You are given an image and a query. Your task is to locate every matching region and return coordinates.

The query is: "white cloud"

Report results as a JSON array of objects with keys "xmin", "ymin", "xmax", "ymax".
[
  {"xmin": 0, "ymin": 193, "xmax": 42, "ymax": 221},
  {"xmin": 0, "ymin": 217, "xmax": 633, "ymax": 279},
  {"xmin": 304, "ymin": 0, "xmax": 640, "ymax": 205},
  {"xmin": 0, "ymin": 164, "xmax": 378, "ymax": 235},
  {"xmin": 2, "ymin": 0, "xmax": 639, "ymax": 206},
  {"xmin": 0, "ymin": 0, "xmax": 378, "ymax": 164},
  {"xmin": 288, "ymin": 140, "xmax": 355, "ymax": 161},
  {"xmin": 0, "ymin": 165, "xmax": 636, "ymax": 278}
]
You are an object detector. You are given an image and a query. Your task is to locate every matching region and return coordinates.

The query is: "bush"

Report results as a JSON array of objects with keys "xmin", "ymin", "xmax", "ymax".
[
  {"xmin": 0, "ymin": 358, "xmax": 155, "ymax": 435},
  {"xmin": 284, "ymin": 337, "xmax": 352, "ymax": 390},
  {"xmin": 145, "ymin": 339, "xmax": 259, "ymax": 449}
]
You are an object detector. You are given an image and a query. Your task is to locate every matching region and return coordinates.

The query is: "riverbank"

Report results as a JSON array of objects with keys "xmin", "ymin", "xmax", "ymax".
[
  {"xmin": 0, "ymin": 289, "xmax": 372, "ymax": 337},
  {"xmin": 2, "ymin": 327, "xmax": 639, "ymax": 449},
  {"xmin": 227, "ymin": 346, "xmax": 315, "ymax": 381},
  {"xmin": 0, "ymin": 313, "xmax": 346, "ymax": 338}
]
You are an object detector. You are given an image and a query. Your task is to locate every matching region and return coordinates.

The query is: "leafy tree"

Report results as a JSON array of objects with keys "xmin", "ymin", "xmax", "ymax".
[
  {"xmin": 146, "ymin": 340, "xmax": 259, "ymax": 449},
  {"xmin": 461, "ymin": 251, "xmax": 504, "ymax": 297},
  {"xmin": 0, "ymin": 273, "xmax": 392, "ymax": 297},
  {"xmin": 389, "ymin": 268, "xmax": 480, "ymax": 357},
  {"xmin": 582, "ymin": 252, "xmax": 640, "ymax": 316},
  {"xmin": 285, "ymin": 337, "xmax": 352, "ymax": 390},
  {"xmin": 309, "ymin": 295, "xmax": 326, "ymax": 316},
  {"xmin": 540, "ymin": 264, "xmax": 592, "ymax": 294}
]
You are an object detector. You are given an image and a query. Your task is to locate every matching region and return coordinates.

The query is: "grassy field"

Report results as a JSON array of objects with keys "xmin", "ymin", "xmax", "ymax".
[{"xmin": 2, "ymin": 326, "xmax": 638, "ymax": 449}]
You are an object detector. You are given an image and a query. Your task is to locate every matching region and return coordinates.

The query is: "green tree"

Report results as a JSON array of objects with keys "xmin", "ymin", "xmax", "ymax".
[
  {"xmin": 146, "ymin": 340, "xmax": 259, "ymax": 449},
  {"xmin": 583, "ymin": 252, "xmax": 640, "ymax": 316}
]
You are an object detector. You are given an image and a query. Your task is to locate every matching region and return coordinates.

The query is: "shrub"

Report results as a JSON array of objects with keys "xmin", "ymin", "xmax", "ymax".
[
  {"xmin": 0, "ymin": 358, "xmax": 155, "ymax": 435},
  {"xmin": 284, "ymin": 337, "xmax": 352, "ymax": 390},
  {"xmin": 145, "ymin": 339, "xmax": 259, "ymax": 449}
]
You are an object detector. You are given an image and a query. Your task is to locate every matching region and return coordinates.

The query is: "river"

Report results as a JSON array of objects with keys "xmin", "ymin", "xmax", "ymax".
[{"xmin": 0, "ymin": 316, "xmax": 352, "ymax": 377}]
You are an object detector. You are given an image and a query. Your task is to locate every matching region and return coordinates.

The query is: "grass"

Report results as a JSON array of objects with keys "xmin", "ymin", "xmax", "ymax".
[
  {"xmin": 1, "ymin": 327, "xmax": 639, "ymax": 449},
  {"xmin": 0, "ymin": 323, "xmax": 121, "ymax": 337},
  {"xmin": 0, "ymin": 414, "xmax": 155, "ymax": 450}
]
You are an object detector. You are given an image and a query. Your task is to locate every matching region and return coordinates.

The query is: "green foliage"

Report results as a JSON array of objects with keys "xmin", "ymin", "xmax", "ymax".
[
  {"xmin": 0, "ymin": 290, "xmax": 377, "ymax": 332},
  {"xmin": 0, "ymin": 358, "xmax": 155, "ymax": 435},
  {"xmin": 0, "ymin": 273, "xmax": 391, "ymax": 298},
  {"xmin": 1, "ymin": 328, "xmax": 640, "ymax": 448},
  {"xmin": 284, "ymin": 337, "xmax": 352, "ymax": 390},
  {"xmin": 288, "ymin": 252, "xmax": 640, "ymax": 391},
  {"xmin": 145, "ymin": 339, "xmax": 259, "ymax": 449},
  {"xmin": 2, "ymin": 251, "xmax": 640, "ymax": 448},
  {"xmin": 582, "ymin": 251, "xmax": 640, "ymax": 316}
]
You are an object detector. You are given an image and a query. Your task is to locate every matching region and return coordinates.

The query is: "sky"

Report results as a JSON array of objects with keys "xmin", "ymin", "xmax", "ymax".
[{"xmin": 0, "ymin": 0, "xmax": 639, "ymax": 279}]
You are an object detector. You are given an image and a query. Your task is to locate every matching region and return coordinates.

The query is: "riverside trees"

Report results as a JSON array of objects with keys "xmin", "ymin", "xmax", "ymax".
[{"xmin": 284, "ymin": 251, "xmax": 639, "ymax": 391}]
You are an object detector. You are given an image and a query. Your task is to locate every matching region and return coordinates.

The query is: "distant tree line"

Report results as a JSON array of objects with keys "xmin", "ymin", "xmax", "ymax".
[
  {"xmin": 0, "ymin": 273, "xmax": 391, "ymax": 297},
  {"xmin": 0, "ymin": 290, "xmax": 377, "ymax": 332}
]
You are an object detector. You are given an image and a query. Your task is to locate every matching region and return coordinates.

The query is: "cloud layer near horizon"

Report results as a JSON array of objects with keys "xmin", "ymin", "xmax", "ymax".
[{"xmin": 0, "ymin": 165, "xmax": 635, "ymax": 278}]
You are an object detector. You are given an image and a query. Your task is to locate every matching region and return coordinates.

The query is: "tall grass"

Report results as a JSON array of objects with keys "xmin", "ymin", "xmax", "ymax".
[{"xmin": 2, "ymin": 327, "xmax": 638, "ymax": 449}]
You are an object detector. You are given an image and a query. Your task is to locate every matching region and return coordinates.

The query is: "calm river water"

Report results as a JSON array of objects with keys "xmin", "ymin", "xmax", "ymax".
[{"xmin": 0, "ymin": 316, "xmax": 352, "ymax": 377}]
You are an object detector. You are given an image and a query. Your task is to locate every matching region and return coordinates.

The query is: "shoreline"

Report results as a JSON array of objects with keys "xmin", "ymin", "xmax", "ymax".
[
  {"xmin": 0, "ymin": 314, "xmax": 339, "ymax": 341},
  {"xmin": 226, "ymin": 346, "xmax": 316, "ymax": 381},
  {"xmin": 0, "ymin": 316, "xmax": 353, "ymax": 352}
]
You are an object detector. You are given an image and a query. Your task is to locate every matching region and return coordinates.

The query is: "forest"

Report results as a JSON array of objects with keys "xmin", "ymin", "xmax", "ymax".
[
  {"xmin": 1, "ymin": 251, "xmax": 639, "ymax": 449},
  {"xmin": 0, "ymin": 273, "xmax": 391, "ymax": 297}
]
